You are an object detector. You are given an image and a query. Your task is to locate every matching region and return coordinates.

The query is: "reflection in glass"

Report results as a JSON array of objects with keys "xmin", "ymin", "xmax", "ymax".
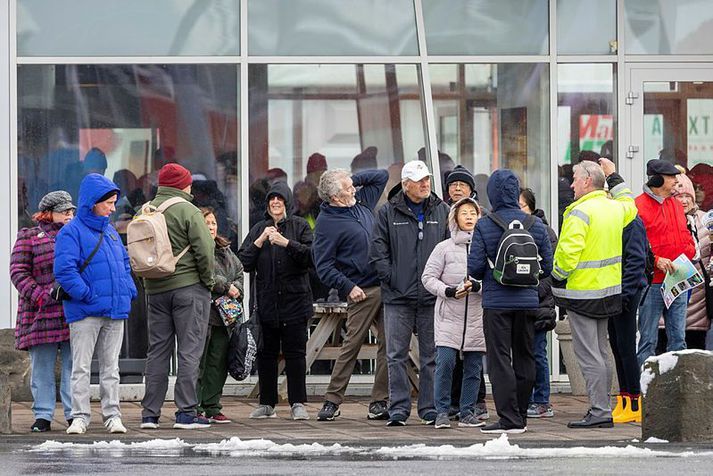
[
  {"xmin": 557, "ymin": 0, "xmax": 616, "ymax": 55},
  {"xmin": 557, "ymin": 64, "xmax": 615, "ymax": 229},
  {"xmin": 17, "ymin": 63, "xmax": 239, "ymax": 364},
  {"xmin": 248, "ymin": 63, "xmax": 426, "ymax": 228},
  {"xmin": 423, "ymin": 0, "xmax": 548, "ymax": 55},
  {"xmin": 643, "ymin": 81, "xmax": 713, "ymax": 210},
  {"xmin": 18, "ymin": 0, "xmax": 240, "ymax": 56},
  {"xmin": 430, "ymin": 63, "xmax": 550, "ymax": 213},
  {"xmin": 624, "ymin": 0, "xmax": 713, "ymax": 55},
  {"xmin": 248, "ymin": 0, "xmax": 418, "ymax": 56}
]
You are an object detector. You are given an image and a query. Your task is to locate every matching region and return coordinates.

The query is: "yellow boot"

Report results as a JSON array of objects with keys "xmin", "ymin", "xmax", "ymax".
[
  {"xmin": 614, "ymin": 396, "xmax": 639, "ymax": 424},
  {"xmin": 631, "ymin": 395, "xmax": 641, "ymax": 423},
  {"xmin": 611, "ymin": 395, "xmax": 625, "ymax": 419}
]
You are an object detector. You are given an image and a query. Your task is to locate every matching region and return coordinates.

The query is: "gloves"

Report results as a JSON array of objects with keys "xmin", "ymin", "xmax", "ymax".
[
  {"xmin": 49, "ymin": 282, "xmax": 70, "ymax": 301},
  {"xmin": 469, "ymin": 279, "xmax": 481, "ymax": 293},
  {"xmin": 445, "ymin": 287, "xmax": 457, "ymax": 298}
]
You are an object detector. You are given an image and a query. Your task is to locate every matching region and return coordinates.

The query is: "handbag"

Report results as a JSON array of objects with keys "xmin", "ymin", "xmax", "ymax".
[
  {"xmin": 214, "ymin": 295, "xmax": 244, "ymax": 327},
  {"xmin": 227, "ymin": 314, "xmax": 262, "ymax": 381},
  {"xmin": 50, "ymin": 232, "xmax": 104, "ymax": 301},
  {"xmin": 699, "ymin": 262, "xmax": 713, "ymax": 321}
]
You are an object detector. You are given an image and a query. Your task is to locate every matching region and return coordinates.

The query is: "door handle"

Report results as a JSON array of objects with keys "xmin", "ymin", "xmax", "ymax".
[{"xmin": 625, "ymin": 145, "xmax": 639, "ymax": 159}]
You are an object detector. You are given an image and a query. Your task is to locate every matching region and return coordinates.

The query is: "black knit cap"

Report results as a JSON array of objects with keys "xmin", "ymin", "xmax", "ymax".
[
  {"xmin": 95, "ymin": 190, "xmax": 119, "ymax": 204},
  {"xmin": 445, "ymin": 165, "xmax": 476, "ymax": 192}
]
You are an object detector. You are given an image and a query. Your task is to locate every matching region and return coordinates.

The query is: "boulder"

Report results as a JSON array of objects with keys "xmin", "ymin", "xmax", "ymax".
[
  {"xmin": 641, "ymin": 350, "xmax": 713, "ymax": 442},
  {"xmin": 0, "ymin": 328, "xmax": 32, "ymax": 402}
]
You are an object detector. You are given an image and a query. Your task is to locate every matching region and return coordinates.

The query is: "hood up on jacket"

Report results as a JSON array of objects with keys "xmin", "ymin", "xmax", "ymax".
[
  {"xmin": 487, "ymin": 169, "xmax": 521, "ymax": 212},
  {"xmin": 532, "ymin": 208, "xmax": 551, "ymax": 227},
  {"xmin": 77, "ymin": 173, "xmax": 120, "ymax": 231},
  {"xmin": 448, "ymin": 197, "xmax": 479, "ymax": 245},
  {"xmin": 264, "ymin": 181, "xmax": 294, "ymax": 220}
]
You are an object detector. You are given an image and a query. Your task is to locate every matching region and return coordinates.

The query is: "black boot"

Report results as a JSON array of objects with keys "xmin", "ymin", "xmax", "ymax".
[
  {"xmin": 31, "ymin": 418, "xmax": 51, "ymax": 432},
  {"xmin": 567, "ymin": 410, "xmax": 613, "ymax": 429}
]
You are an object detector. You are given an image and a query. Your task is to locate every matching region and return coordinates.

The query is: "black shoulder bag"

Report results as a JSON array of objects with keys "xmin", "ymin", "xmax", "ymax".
[{"xmin": 50, "ymin": 233, "xmax": 104, "ymax": 301}]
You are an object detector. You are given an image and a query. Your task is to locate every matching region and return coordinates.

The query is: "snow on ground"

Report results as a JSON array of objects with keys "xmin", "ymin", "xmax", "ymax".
[
  {"xmin": 28, "ymin": 435, "xmax": 713, "ymax": 459},
  {"xmin": 644, "ymin": 437, "xmax": 669, "ymax": 444}
]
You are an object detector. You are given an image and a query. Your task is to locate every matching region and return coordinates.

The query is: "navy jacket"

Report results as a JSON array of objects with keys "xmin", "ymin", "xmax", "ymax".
[
  {"xmin": 468, "ymin": 170, "xmax": 553, "ymax": 310},
  {"xmin": 54, "ymin": 174, "xmax": 137, "ymax": 323},
  {"xmin": 312, "ymin": 169, "xmax": 388, "ymax": 300},
  {"xmin": 607, "ymin": 174, "xmax": 648, "ymax": 309}
]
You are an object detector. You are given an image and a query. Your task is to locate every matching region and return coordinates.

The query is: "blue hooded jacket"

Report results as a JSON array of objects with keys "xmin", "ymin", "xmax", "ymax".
[
  {"xmin": 54, "ymin": 174, "xmax": 137, "ymax": 323},
  {"xmin": 468, "ymin": 169, "xmax": 553, "ymax": 310}
]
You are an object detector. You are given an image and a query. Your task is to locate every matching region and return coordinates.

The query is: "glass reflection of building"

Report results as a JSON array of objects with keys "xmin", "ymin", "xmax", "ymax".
[{"xmin": 6, "ymin": 0, "xmax": 713, "ymax": 384}]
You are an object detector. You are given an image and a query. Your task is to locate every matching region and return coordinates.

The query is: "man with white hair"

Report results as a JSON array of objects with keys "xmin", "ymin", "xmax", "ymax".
[
  {"xmin": 551, "ymin": 159, "xmax": 637, "ymax": 429},
  {"xmin": 369, "ymin": 160, "xmax": 450, "ymax": 426},
  {"xmin": 312, "ymin": 167, "xmax": 390, "ymax": 421}
]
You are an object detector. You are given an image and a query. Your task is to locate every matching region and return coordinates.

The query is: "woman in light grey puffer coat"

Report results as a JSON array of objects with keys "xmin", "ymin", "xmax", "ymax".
[{"xmin": 422, "ymin": 197, "xmax": 485, "ymax": 428}]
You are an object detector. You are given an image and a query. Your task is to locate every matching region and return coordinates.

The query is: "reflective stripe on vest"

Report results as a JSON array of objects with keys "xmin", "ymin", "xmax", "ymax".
[
  {"xmin": 575, "ymin": 256, "xmax": 622, "ymax": 270},
  {"xmin": 551, "ymin": 284, "xmax": 621, "ymax": 299}
]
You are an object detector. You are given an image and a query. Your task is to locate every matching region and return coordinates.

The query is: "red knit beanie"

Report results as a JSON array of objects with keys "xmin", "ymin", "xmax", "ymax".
[{"xmin": 158, "ymin": 163, "xmax": 192, "ymax": 190}]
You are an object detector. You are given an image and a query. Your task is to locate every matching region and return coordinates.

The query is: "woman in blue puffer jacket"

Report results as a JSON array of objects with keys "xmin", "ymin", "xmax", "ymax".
[{"xmin": 54, "ymin": 173, "xmax": 137, "ymax": 435}]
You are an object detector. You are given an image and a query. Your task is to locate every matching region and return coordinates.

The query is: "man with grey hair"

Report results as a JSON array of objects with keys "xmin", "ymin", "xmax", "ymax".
[
  {"xmin": 370, "ymin": 160, "xmax": 450, "ymax": 426},
  {"xmin": 551, "ymin": 157, "xmax": 637, "ymax": 429},
  {"xmin": 312, "ymin": 167, "xmax": 390, "ymax": 421}
]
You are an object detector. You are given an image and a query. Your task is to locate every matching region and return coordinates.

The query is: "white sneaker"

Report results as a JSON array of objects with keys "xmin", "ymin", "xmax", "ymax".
[
  {"xmin": 66, "ymin": 419, "xmax": 87, "ymax": 434},
  {"xmin": 105, "ymin": 417, "xmax": 128, "ymax": 434},
  {"xmin": 290, "ymin": 403, "xmax": 310, "ymax": 420},
  {"xmin": 249, "ymin": 405, "xmax": 277, "ymax": 419}
]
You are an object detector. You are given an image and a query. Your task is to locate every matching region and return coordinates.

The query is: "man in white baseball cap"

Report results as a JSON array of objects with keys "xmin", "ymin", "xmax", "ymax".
[{"xmin": 369, "ymin": 159, "xmax": 450, "ymax": 426}]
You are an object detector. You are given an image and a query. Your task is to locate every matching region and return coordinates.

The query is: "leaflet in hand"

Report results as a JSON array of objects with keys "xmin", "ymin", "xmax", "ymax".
[{"xmin": 660, "ymin": 253, "xmax": 704, "ymax": 309}]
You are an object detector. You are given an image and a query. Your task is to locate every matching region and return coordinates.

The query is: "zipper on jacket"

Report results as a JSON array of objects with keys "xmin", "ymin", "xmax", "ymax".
[{"xmin": 461, "ymin": 241, "xmax": 471, "ymax": 358}]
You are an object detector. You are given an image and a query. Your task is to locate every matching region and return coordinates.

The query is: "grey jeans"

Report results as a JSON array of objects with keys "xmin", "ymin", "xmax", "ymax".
[
  {"xmin": 142, "ymin": 283, "xmax": 211, "ymax": 418},
  {"xmin": 383, "ymin": 303, "xmax": 436, "ymax": 419},
  {"xmin": 69, "ymin": 317, "xmax": 125, "ymax": 424},
  {"xmin": 568, "ymin": 310, "xmax": 613, "ymax": 419}
]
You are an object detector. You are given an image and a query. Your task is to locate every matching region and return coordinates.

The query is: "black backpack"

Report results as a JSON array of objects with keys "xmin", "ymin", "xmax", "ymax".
[{"xmin": 487, "ymin": 213, "xmax": 541, "ymax": 287}]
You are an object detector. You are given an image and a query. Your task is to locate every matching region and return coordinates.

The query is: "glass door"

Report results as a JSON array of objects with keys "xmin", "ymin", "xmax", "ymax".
[{"xmin": 626, "ymin": 64, "xmax": 713, "ymax": 203}]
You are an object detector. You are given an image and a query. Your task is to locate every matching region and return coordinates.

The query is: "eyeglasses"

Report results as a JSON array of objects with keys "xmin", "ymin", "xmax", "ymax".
[{"xmin": 418, "ymin": 220, "xmax": 423, "ymax": 241}]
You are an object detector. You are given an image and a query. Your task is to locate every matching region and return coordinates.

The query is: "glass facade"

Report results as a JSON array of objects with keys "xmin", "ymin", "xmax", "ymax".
[{"xmin": 8, "ymin": 0, "xmax": 713, "ymax": 382}]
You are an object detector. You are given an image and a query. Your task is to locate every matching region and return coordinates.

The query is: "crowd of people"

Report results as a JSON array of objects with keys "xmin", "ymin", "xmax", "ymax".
[{"xmin": 11, "ymin": 150, "xmax": 713, "ymax": 435}]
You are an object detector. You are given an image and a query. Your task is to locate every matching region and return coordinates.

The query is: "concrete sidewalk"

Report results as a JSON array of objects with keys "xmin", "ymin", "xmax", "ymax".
[{"xmin": 3, "ymin": 394, "xmax": 641, "ymax": 446}]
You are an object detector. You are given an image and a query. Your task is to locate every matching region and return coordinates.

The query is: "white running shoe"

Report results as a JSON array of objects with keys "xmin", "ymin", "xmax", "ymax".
[
  {"xmin": 105, "ymin": 417, "xmax": 128, "ymax": 434},
  {"xmin": 66, "ymin": 419, "xmax": 87, "ymax": 434}
]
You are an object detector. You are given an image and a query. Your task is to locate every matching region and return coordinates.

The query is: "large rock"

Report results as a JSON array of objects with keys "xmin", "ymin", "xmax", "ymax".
[
  {"xmin": 0, "ymin": 371, "xmax": 10, "ymax": 434},
  {"xmin": 555, "ymin": 318, "xmax": 618, "ymax": 396},
  {"xmin": 641, "ymin": 350, "xmax": 713, "ymax": 442},
  {"xmin": 0, "ymin": 328, "xmax": 32, "ymax": 402}
]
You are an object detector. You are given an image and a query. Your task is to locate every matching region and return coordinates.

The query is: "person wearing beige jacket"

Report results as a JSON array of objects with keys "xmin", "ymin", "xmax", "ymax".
[{"xmin": 422, "ymin": 197, "xmax": 485, "ymax": 429}]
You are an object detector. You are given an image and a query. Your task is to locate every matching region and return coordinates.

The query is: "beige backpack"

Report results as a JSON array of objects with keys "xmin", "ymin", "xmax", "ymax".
[{"xmin": 127, "ymin": 197, "xmax": 190, "ymax": 278}]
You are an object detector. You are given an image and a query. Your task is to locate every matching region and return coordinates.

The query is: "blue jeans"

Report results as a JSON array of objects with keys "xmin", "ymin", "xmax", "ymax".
[
  {"xmin": 529, "ymin": 330, "xmax": 550, "ymax": 405},
  {"xmin": 637, "ymin": 283, "xmax": 687, "ymax": 366},
  {"xmin": 434, "ymin": 346, "xmax": 483, "ymax": 417},
  {"xmin": 28, "ymin": 341, "xmax": 72, "ymax": 421},
  {"xmin": 384, "ymin": 303, "xmax": 436, "ymax": 419}
]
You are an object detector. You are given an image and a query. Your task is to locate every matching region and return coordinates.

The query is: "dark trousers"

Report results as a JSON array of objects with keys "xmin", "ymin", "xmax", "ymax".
[
  {"xmin": 608, "ymin": 290, "xmax": 642, "ymax": 396},
  {"xmin": 483, "ymin": 308, "xmax": 536, "ymax": 429},
  {"xmin": 450, "ymin": 360, "xmax": 486, "ymax": 408},
  {"xmin": 198, "ymin": 324, "xmax": 230, "ymax": 416},
  {"xmin": 257, "ymin": 321, "xmax": 308, "ymax": 406}
]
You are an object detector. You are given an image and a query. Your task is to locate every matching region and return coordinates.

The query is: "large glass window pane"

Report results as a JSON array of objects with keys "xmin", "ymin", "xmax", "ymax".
[
  {"xmin": 249, "ymin": 64, "xmax": 426, "ymax": 228},
  {"xmin": 624, "ymin": 0, "xmax": 713, "ymax": 55},
  {"xmin": 430, "ymin": 63, "xmax": 550, "ymax": 214},
  {"xmin": 557, "ymin": 0, "xmax": 616, "ymax": 55},
  {"xmin": 17, "ymin": 64, "xmax": 239, "ymax": 363},
  {"xmin": 18, "ymin": 0, "xmax": 239, "ymax": 56},
  {"xmin": 248, "ymin": 0, "xmax": 418, "ymax": 56},
  {"xmin": 557, "ymin": 63, "xmax": 615, "ymax": 228},
  {"xmin": 423, "ymin": 0, "xmax": 548, "ymax": 55}
]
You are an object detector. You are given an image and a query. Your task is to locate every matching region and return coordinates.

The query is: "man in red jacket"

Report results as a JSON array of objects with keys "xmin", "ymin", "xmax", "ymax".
[{"xmin": 636, "ymin": 159, "xmax": 696, "ymax": 366}]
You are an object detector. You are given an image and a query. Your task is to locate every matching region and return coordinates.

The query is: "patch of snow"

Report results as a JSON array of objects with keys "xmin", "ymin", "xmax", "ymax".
[
  {"xmin": 194, "ymin": 438, "xmax": 355, "ymax": 456},
  {"xmin": 644, "ymin": 437, "xmax": 669, "ymax": 444},
  {"xmin": 631, "ymin": 439, "xmax": 640, "ymax": 443},
  {"xmin": 30, "ymin": 438, "xmax": 190, "ymax": 452},
  {"xmin": 640, "ymin": 367, "xmax": 655, "ymax": 396}
]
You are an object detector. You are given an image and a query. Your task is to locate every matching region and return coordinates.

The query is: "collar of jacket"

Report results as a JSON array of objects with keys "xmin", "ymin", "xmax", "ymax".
[
  {"xmin": 155, "ymin": 186, "xmax": 194, "ymax": 202},
  {"xmin": 564, "ymin": 189, "xmax": 607, "ymax": 216},
  {"xmin": 319, "ymin": 200, "xmax": 362, "ymax": 215},
  {"xmin": 38, "ymin": 220, "xmax": 64, "ymax": 235},
  {"xmin": 391, "ymin": 190, "xmax": 440, "ymax": 218},
  {"xmin": 642, "ymin": 184, "xmax": 666, "ymax": 204}
]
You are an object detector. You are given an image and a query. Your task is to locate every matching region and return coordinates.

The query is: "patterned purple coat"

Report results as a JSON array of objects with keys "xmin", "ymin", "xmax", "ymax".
[{"xmin": 11, "ymin": 221, "xmax": 70, "ymax": 350}]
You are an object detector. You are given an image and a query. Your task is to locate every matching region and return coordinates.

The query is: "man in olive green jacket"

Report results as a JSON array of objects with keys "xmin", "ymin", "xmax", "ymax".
[{"xmin": 140, "ymin": 163, "xmax": 216, "ymax": 430}]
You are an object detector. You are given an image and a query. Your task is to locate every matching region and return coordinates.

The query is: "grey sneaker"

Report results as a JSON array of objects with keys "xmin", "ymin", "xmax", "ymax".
[
  {"xmin": 474, "ymin": 402, "xmax": 490, "ymax": 421},
  {"xmin": 434, "ymin": 413, "xmax": 451, "ymax": 429},
  {"xmin": 527, "ymin": 403, "xmax": 554, "ymax": 418},
  {"xmin": 250, "ymin": 404, "xmax": 277, "ymax": 419},
  {"xmin": 290, "ymin": 403, "xmax": 310, "ymax": 420},
  {"xmin": 458, "ymin": 413, "xmax": 487, "ymax": 427}
]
